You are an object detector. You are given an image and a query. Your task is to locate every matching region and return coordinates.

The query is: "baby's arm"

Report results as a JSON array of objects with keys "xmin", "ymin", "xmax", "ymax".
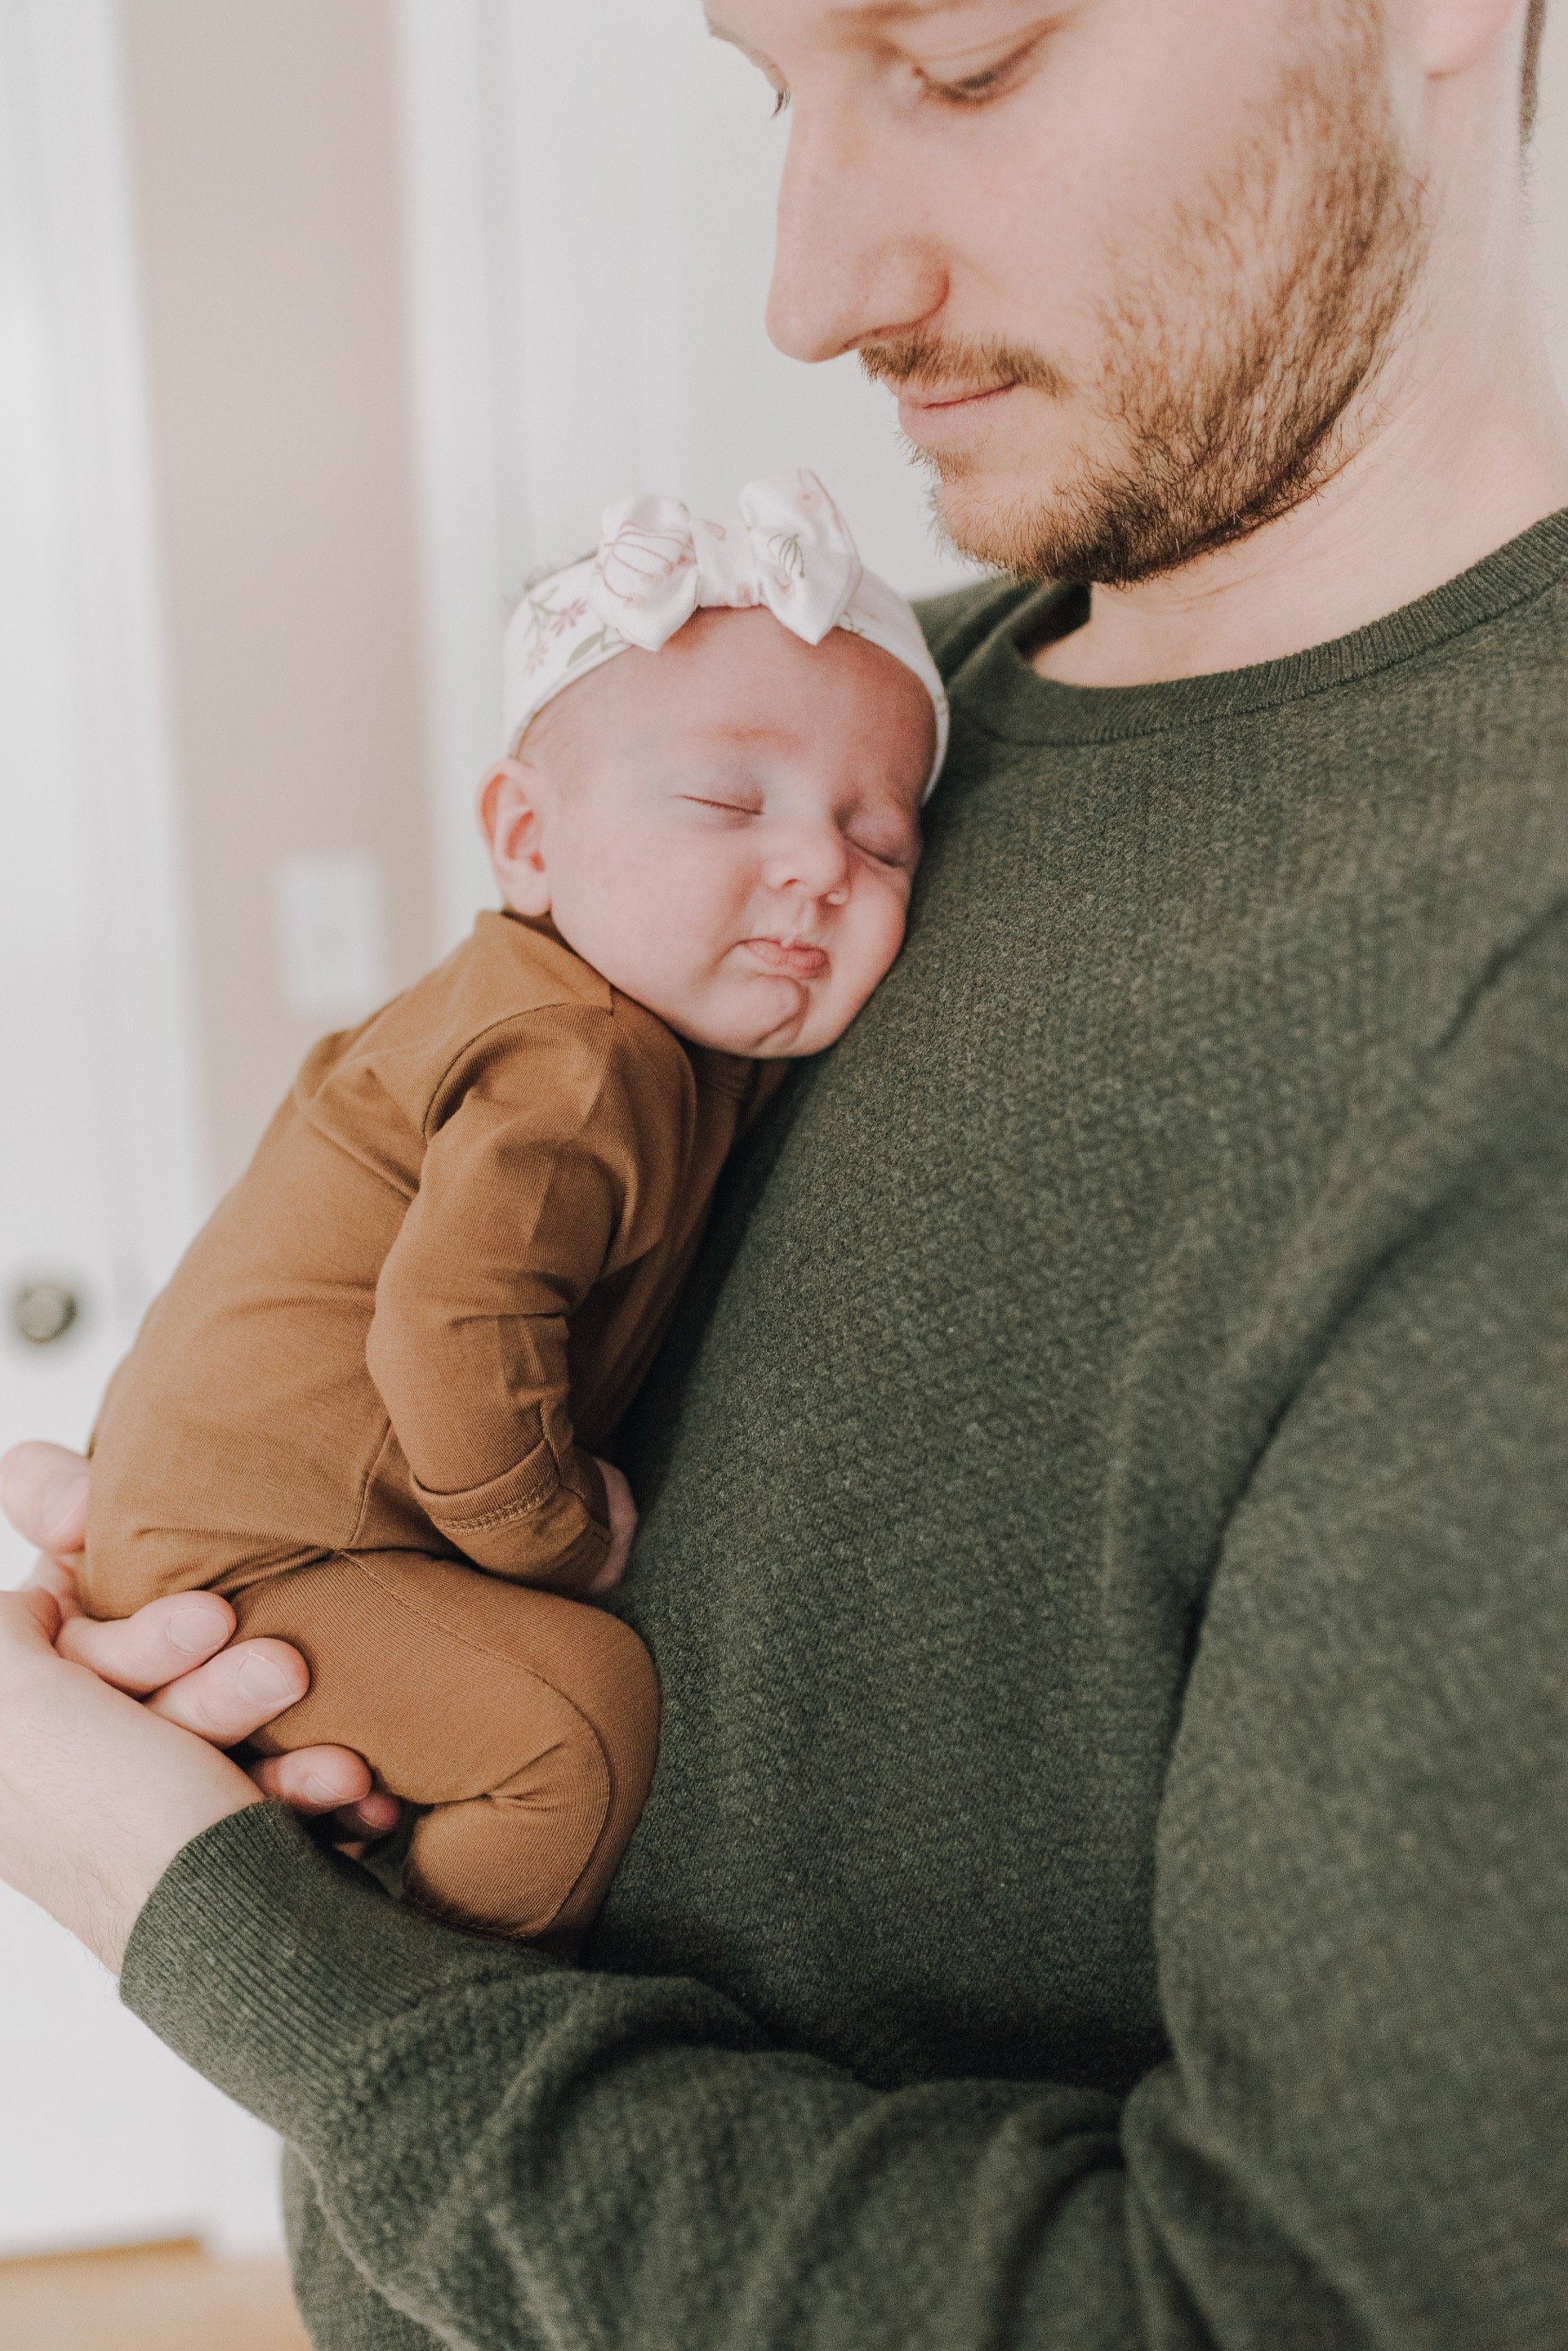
[{"xmin": 365, "ymin": 1015, "xmax": 651, "ymax": 1597}]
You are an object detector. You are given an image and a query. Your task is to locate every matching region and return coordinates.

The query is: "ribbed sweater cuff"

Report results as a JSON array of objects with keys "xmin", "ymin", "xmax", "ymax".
[{"xmin": 119, "ymin": 1803, "xmax": 554, "ymax": 2145}]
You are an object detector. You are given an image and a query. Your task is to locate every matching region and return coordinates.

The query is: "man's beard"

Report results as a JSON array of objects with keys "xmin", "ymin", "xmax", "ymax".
[{"xmin": 862, "ymin": 10, "xmax": 1431, "ymax": 587}]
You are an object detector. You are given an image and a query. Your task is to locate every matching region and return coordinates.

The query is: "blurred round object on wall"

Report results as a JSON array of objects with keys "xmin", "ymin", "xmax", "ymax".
[{"xmin": 10, "ymin": 1278, "xmax": 81, "ymax": 1349}]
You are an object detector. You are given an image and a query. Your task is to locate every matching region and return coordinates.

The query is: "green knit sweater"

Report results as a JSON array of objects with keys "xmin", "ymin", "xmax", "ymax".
[{"xmin": 123, "ymin": 515, "xmax": 1568, "ymax": 2351}]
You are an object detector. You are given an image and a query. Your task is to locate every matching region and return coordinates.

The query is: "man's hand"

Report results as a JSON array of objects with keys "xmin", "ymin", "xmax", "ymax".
[
  {"xmin": 0, "ymin": 1441, "xmax": 398, "ymax": 1836},
  {"xmin": 0, "ymin": 1577, "xmax": 263, "ymax": 1970}
]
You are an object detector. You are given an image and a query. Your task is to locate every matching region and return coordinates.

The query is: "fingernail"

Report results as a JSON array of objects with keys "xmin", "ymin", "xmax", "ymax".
[
  {"xmin": 236, "ymin": 1652, "xmax": 297, "ymax": 1706},
  {"xmin": 168, "ymin": 1600, "xmax": 226, "ymax": 1657},
  {"xmin": 303, "ymin": 1772, "xmax": 341, "ymax": 1805}
]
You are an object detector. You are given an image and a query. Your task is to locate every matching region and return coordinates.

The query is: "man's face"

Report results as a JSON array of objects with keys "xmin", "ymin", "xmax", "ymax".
[{"xmin": 710, "ymin": 0, "xmax": 1431, "ymax": 585}]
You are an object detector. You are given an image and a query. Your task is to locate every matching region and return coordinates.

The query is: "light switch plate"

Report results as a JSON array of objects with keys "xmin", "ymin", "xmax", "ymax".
[{"xmin": 273, "ymin": 852, "xmax": 393, "ymax": 1025}]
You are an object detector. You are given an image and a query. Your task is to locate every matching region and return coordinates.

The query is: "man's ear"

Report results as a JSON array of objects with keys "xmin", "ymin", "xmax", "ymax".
[{"xmin": 476, "ymin": 757, "xmax": 552, "ymax": 917}]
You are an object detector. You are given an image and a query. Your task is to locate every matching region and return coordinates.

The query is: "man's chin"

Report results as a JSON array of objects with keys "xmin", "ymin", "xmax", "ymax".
[
  {"xmin": 923, "ymin": 454, "xmax": 1198, "ymax": 591},
  {"xmin": 924, "ymin": 466, "xmax": 1067, "ymax": 585},
  {"xmin": 898, "ymin": 387, "xmax": 1111, "ymax": 582}
]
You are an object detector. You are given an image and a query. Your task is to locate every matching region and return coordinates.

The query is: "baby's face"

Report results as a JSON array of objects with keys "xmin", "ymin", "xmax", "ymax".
[{"xmin": 480, "ymin": 608, "xmax": 935, "ymax": 1057}]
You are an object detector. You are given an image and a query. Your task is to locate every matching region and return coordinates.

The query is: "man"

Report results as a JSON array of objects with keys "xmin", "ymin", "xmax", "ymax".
[{"xmin": 1, "ymin": 1, "xmax": 1564, "ymax": 2343}]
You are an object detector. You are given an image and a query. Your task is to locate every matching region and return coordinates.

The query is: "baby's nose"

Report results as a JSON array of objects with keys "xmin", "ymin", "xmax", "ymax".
[{"xmin": 764, "ymin": 823, "xmax": 851, "ymax": 900}]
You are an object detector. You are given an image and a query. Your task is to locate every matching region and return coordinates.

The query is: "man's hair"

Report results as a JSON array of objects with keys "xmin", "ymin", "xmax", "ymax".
[{"xmin": 1525, "ymin": 0, "xmax": 1549, "ymax": 141}]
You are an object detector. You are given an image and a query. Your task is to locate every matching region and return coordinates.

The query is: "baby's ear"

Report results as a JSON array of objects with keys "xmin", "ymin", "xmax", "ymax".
[{"xmin": 476, "ymin": 757, "xmax": 552, "ymax": 917}]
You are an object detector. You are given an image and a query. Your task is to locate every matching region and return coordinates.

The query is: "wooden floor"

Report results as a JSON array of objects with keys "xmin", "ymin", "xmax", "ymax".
[{"xmin": 0, "ymin": 2240, "xmax": 310, "ymax": 2351}]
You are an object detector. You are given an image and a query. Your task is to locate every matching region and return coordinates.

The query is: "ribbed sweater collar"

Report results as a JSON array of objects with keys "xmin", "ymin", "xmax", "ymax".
[{"xmin": 954, "ymin": 505, "xmax": 1568, "ymax": 747}]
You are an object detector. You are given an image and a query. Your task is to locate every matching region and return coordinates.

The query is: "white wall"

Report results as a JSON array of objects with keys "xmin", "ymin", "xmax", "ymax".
[{"xmin": 121, "ymin": 0, "xmax": 439, "ymax": 1190}]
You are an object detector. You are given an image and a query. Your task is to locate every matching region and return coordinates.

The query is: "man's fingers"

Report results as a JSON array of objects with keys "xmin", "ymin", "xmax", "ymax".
[
  {"xmin": 0, "ymin": 1584, "xmax": 67, "ymax": 1674},
  {"xmin": 0, "ymin": 1443, "xmax": 89, "ymax": 1557},
  {"xmin": 56, "ymin": 1590, "xmax": 237, "ymax": 1695},
  {"xmin": 22, "ymin": 1552, "xmax": 83, "ymax": 1615},
  {"xmin": 142, "ymin": 1636, "xmax": 308, "ymax": 1742},
  {"xmin": 336, "ymin": 1793, "xmax": 402, "ymax": 1838},
  {"xmin": 2, "ymin": 1449, "xmax": 395, "ymax": 1840},
  {"xmin": 247, "ymin": 1747, "xmax": 400, "ymax": 1837},
  {"xmin": 247, "ymin": 1747, "xmax": 366, "ymax": 1811}
]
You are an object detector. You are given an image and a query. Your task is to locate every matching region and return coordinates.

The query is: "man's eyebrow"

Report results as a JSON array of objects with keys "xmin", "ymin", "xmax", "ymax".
[
  {"xmin": 831, "ymin": 0, "xmax": 989, "ymax": 16},
  {"xmin": 707, "ymin": 0, "xmax": 986, "ymax": 42},
  {"xmin": 831, "ymin": 0, "xmax": 993, "ymax": 18}
]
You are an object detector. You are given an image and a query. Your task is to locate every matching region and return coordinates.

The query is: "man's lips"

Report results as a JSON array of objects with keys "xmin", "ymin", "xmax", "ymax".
[
  {"xmin": 741, "ymin": 937, "xmax": 831, "ymax": 980},
  {"xmin": 897, "ymin": 381, "xmax": 1019, "ymax": 444}
]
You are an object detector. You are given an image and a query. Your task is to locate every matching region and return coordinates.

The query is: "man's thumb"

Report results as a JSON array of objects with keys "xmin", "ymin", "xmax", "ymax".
[{"xmin": 0, "ymin": 1442, "xmax": 90, "ymax": 1557}]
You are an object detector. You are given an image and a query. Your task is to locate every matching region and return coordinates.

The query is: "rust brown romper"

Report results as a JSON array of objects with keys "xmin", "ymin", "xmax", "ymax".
[{"xmin": 83, "ymin": 912, "xmax": 767, "ymax": 1941}]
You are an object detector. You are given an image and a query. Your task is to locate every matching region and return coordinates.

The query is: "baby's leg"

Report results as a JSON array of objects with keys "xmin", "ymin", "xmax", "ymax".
[{"xmin": 233, "ymin": 1550, "xmax": 659, "ymax": 1942}]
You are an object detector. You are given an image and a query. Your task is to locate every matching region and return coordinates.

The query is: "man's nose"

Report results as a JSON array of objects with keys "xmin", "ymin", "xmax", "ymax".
[{"xmin": 766, "ymin": 110, "xmax": 944, "ymax": 364}]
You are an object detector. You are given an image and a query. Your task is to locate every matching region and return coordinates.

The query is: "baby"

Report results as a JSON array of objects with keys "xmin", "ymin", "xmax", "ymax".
[{"xmin": 77, "ymin": 471, "xmax": 947, "ymax": 1943}]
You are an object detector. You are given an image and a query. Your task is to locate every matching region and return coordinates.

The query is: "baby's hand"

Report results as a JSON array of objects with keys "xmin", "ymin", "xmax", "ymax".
[{"xmin": 588, "ymin": 1457, "xmax": 638, "ymax": 1595}]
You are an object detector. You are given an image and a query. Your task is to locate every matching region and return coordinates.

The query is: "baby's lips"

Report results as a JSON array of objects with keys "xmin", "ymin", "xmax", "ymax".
[{"xmin": 742, "ymin": 936, "xmax": 831, "ymax": 980}]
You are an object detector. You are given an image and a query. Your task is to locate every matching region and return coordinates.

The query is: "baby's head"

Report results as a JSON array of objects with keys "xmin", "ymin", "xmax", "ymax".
[{"xmin": 475, "ymin": 475, "xmax": 947, "ymax": 1060}]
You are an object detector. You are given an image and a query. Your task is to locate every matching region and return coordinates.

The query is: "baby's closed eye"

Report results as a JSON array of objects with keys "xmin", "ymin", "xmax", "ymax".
[
  {"xmin": 849, "ymin": 823, "xmax": 920, "ymax": 872},
  {"xmin": 677, "ymin": 792, "xmax": 763, "ymax": 819}
]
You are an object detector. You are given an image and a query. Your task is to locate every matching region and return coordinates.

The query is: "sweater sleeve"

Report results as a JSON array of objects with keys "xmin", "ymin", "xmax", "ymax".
[
  {"xmin": 363, "ymin": 1013, "xmax": 648, "ymax": 1594},
  {"xmin": 121, "ymin": 926, "xmax": 1568, "ymax": 2351}
]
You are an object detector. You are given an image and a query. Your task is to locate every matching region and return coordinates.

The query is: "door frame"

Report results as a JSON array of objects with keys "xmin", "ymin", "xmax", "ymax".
[{"xmin": 22, "ymin": 0, "xmax": 210, "ymax": 1306}]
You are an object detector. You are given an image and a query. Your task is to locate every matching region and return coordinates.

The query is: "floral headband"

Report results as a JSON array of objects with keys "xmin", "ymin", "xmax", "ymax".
[{"xmin": 501, "ymin": 470, "xmax": 950, "ymax": 798}]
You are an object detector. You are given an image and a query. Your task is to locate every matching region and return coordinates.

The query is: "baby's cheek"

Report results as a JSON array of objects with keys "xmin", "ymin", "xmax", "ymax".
[
  {"xmin": 866, "ymin": 886, "xmax": 913, "ymax": 984},
  {"xmin": 834, "ymin": 894, "xmax": 910, "ymax": 1025}
]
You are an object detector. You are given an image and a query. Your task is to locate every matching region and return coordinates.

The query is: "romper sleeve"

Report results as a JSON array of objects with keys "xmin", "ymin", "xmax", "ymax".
[{"xmin": 363, "ymin": 1006, "xmax": 678, "ymax": 1595}]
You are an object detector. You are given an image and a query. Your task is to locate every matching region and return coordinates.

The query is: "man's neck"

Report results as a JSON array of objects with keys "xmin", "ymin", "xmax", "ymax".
[{"xmin": 1032, "ymin": 271, "xmax": 1568, "ymax": 692}]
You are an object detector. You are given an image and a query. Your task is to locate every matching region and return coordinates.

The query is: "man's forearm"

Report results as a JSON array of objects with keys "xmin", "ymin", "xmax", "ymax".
[{"xmin": 123, "ymin": 1806, "xmax": 1143, "ymax": 2351}]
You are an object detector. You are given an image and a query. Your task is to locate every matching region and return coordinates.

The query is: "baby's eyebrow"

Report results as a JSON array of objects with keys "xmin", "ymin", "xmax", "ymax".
[{"xmin": 692, "ymin": 720, "xmax": 807, "ymax": 755}]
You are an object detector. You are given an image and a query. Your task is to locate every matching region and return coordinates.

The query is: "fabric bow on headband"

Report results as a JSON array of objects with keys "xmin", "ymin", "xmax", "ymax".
[
  {"xmin": 588, "ymin": 473, "xmax": 864, "ymax": 649},
  {"xmin": 501, "ymin": 469, "xmax": 950, "ymax": 797}
]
